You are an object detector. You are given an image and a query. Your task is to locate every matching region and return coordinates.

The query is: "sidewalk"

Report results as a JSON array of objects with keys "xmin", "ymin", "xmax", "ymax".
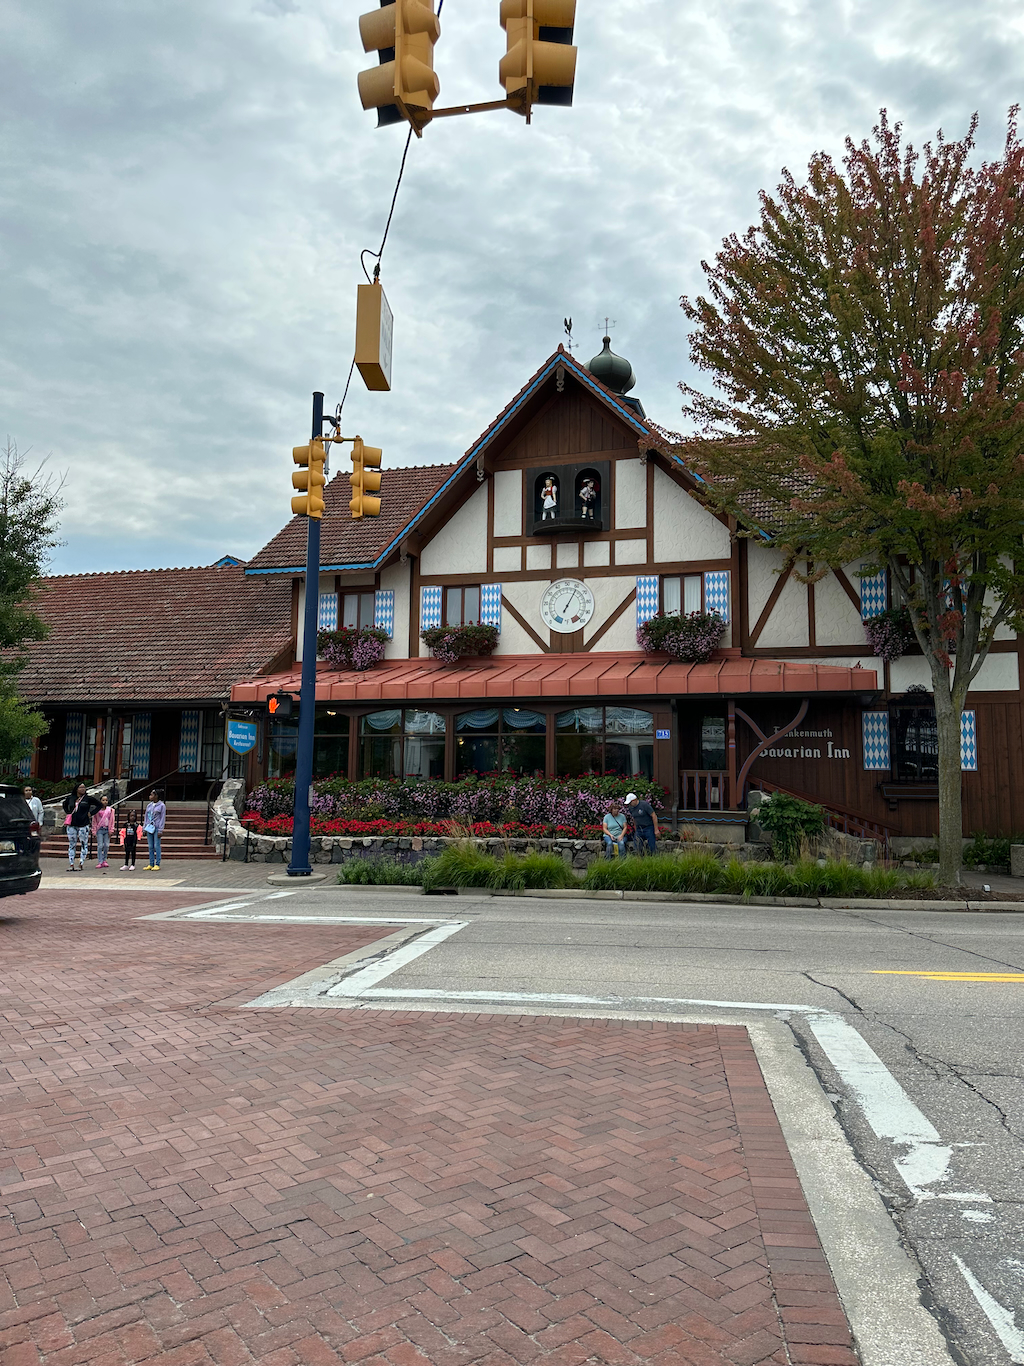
[
  {"xmin": 1, "ymin": 890, "xmax": 857, "ymax": 1366},
  {"xmin": 38, "ymin": 855, "xmax": 277, "ymax": 891}
]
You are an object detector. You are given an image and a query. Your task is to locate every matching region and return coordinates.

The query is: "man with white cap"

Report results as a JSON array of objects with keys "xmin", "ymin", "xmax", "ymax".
[{"xmin": 625, "ymin": 791, "xmax": 659, "ymax": 855}]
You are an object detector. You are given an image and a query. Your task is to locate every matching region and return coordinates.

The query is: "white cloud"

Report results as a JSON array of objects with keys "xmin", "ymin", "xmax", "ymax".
[{"xmin": 2, "ymin": 0, "xmax": 1022, "ymax": 572}]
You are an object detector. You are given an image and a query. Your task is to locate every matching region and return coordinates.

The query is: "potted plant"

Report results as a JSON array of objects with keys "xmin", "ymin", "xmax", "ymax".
[
  {"xmin": 637, "ymin": 610, "xmax": 726, "ymax": 664},
  {"xmin": 317, "ymin": 625, "xmax": 389, "ymax": 672},
  {"xmin": 863, "ymin": 606, "xmax": 917, "ymax": 662},
  {"xmin": 421, "ymin": 623, "xmax": 500, "ymax": 663}
]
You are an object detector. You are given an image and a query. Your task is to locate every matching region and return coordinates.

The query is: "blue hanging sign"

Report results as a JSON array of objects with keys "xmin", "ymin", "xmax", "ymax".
[{"xmin": 227, "ymin": 719, "xmax": 258, "ymax": 756}]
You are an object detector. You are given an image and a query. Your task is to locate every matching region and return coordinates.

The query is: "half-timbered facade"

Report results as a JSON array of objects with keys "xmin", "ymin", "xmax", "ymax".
[{"xmin": 233, "ymin": 342, "xmax": 1023, "ymax": 840}]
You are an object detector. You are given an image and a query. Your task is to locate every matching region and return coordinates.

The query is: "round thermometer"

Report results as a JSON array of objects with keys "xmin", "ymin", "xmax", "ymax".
[{"xmin": 540, "ymin": 578, "xmax": 595, "ymax": 634}]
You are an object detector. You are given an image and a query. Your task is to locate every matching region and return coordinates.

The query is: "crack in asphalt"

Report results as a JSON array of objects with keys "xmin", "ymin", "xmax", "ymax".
[{"xmin": 837, "ymin": 906, "xmax": 1024, "ymax": 974}]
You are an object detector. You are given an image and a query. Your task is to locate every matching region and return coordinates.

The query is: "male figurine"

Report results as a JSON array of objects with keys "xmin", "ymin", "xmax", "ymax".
[{"xmin": 579, "ymin": 476, "xmax": 598, "ymax": 519}]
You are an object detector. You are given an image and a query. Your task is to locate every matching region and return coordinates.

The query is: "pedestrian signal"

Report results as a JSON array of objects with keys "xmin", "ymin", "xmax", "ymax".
[{"xmin": 268, "ymin": 692, "xmax": 295, "ymax": 718}]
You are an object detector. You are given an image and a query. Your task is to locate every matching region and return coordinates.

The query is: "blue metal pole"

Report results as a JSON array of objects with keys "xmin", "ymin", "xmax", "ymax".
[{"xmin": 287, "ymin": 391, "xmax": 324, "ymax": 877}]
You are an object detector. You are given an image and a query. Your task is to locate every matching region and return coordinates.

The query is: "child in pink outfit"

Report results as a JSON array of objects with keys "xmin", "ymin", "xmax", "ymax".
[{"xmin": 92, "ymin": 797, "xmax": 116, "ymax": 869}]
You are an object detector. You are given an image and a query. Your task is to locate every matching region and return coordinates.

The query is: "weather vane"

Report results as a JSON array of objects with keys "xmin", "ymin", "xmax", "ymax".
[
  {"xmin": 600, "ymin": 316, "xmax": 616, "ymax": 337},
  {"xmin": 563, "ymin": 317, "xmax": 576, "ymax": 353}
]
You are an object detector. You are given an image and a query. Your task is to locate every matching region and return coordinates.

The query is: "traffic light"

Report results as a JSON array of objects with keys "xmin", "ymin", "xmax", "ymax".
[
  {"xmin": 499, "ymin": 0, "xmax": 577, "ymax": 116},
  {"xmin": 358, "ymin": 0, "xmax": 441, "ymax": 135},
  {"xmin": 349, "ymin": 437, "xmax": 383, "ymax": 519},
  {"xmin": 268, "ymin": 692, "xmax": 295, "ymax": 719},
  {"xmin": 291, "ymin": 436, "xmax": 327, "ymax": 519}
]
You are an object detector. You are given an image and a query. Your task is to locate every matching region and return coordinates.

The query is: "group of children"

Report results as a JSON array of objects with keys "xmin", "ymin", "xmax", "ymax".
[{"xmin": 58, "ymin": 784, "xmax": 167, "ymax": 871}]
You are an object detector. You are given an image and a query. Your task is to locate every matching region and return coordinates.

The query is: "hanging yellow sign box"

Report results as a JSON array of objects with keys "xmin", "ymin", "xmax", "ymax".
[{"xmin": 355, "ymin": 280, "xmax": 394, "ymax": 392}]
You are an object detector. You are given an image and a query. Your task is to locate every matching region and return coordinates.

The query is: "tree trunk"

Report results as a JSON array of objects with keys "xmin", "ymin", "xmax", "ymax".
[{"xmin": 933, "ymin": 695, "xmax": 963, "ymax": 886}]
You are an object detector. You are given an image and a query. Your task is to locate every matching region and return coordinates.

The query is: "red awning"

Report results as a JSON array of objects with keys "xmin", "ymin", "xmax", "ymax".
[{"xmin": 230, "ymin": 652, "xmax": 878, "ymax": 703}]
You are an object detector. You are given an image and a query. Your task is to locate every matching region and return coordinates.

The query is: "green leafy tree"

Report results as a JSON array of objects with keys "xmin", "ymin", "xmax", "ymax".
[
  {"xmin": 0, "ymin": 438, "xmax": 64, "ymax": 770},
  {"xmin": 656, "ymin": 111, "xmax": 1024, "ymax": 885}
]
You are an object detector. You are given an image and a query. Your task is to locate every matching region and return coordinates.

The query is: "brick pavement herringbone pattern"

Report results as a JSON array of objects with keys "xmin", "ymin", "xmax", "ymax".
[{"xmin": 0, "ymin": 893, "xmax": 858, "ymax": 1366}]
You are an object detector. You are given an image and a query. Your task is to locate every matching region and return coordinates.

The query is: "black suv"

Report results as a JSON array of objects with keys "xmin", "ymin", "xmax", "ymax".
[{"xmin": 0, "ymin": 783, "xmax": 41, "ymax": 898}]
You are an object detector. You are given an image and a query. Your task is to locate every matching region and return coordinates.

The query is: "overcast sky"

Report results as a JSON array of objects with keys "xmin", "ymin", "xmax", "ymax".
[{"xmin": 3, "ymin": 1, "xmax": 1023, "ymax": 574}]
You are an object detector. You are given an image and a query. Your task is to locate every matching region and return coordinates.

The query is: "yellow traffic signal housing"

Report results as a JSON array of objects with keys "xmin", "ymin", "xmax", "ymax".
[
  {"xmin": 291, "ymin": 437, "xmax": 327, "ymax": 519},
  {"xmin": 355, "ymin": 280, "xmax": 394, "ymax": 392},
  {"xmin": 499, "ymin": 0, "xmax": 576, "ymax": 117},
  {"xmin": 358, "ymin": 0, "xmax": 441, "ymax": 135},
  {"xmin": 349, "ymin": 437, "xmax": 383, "ymax": 519}
]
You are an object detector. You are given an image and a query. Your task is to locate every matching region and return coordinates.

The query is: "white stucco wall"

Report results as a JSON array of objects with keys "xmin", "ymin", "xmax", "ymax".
[
  {"xmin": 757, "ymin": 573, "xmax": 809, "ymax": 648},
  {"xmin": 556, "ymin": 542, "xmax": 579, "ymax": 569},
  {"xmin": 615, "ymin": 539, "xmax": 647, "ymax": 565},
  {"xmin": 815, "ymin": 570, "xmax": 867, "ymax": 647},
  {"xmin": 379, "ymin": 561, "xmax": 409, "ymax": 660},
  {"xmin": 747, "ymin": 543, "xmax": 784, "ymax": 627},
  {"xmin": 890, "ymin": 651, "xmax": 1020, "ymax": 693},
  {"xmin": 526, "ymin": 544, "xmax": 551, "ymax": 570},
  {"xmin": 583, "ymin": 577, "xmax": 635, "ymax": 648},
  {"xmin": 420, "ymin": 483, "xmax": 488, "ymax": 575},
  {"xmin": 614, "ymin": 459, "xmax": 646, "ymax": 530},
  {"xmin": 493, "ymin": 546, "xmax": 522, "ymax": 573},
  {"xmin": 498, "ymin": 580, "xmax": 547, "ymax": 655},
  {"xmin": 492, "ymin": 469, "xmax": 522, "ymax": 537},
  {"xmin": 584, "ymin": 541, "xmax": 610, "ymax": 567},
  {"xmin": 651, "ymin": 465, "xmax": 731, "ymax": 563}
]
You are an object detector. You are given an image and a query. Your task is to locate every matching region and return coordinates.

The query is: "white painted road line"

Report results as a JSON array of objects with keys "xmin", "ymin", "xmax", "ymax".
[
  {"xmin": 953, "ymin": 1254, "xmax": 1024, "ymax": 1363},
  {"xmin": 358, "ymin": 987, "xmax": 821, "ymax": 1011},
  {"xmin": 326, "ymin": 922, "xmax": 468, "ymax": 996}
]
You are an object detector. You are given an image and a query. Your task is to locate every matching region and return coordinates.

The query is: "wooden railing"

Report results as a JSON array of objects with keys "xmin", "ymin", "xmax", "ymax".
[
  {"xmin": 747, "ymin": 777, "xmax": 900, "ymax": 843},
  {"xmin": 680, "ymin": 770, "xmax": 730, "ymax": 811}
]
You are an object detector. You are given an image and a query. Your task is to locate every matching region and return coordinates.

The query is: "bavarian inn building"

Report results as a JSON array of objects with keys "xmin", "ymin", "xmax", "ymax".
[{"xmin": 19, "ymin": 340, "xmax": 1021, "ymax": 841}]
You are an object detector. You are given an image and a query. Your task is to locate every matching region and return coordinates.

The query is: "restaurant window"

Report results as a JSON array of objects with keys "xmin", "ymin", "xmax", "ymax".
[
  {"xmin": 455, "ymin": 708, "xmax": 547, "ymax": 776},
  {"xmin": 445, "ymin": 585, "xmax": 481, "ymax": 626},
  {"xmin": 342, "ymin": 592, "xmax": 376, "ymax": 629},
  {"xmin": 269, "ymin": 719, "xmax": 299, "ymax": 778},
  {"xmin": 662, "ymin": 575, "xmax": 702, "ymax": 616},
  {"xmin": 314, "ymin": 709, "xmax": 350, "ymax": 778},
  {"xmin": 891, "ymin": 701, "xmax": 939, "ymax": 783},
  {"xmin": 556, "ymin": 707, "xmax": 654, "ymax": 778},
  {"xmin": 360, "ymin": 710, "xmax": 445, "ymax": 779}
]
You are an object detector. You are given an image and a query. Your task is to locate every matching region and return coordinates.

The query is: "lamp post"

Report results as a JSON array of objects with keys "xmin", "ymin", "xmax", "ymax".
[{"xmin": 287, "ymin": 391, "xmax": 324, "ymax": 877}]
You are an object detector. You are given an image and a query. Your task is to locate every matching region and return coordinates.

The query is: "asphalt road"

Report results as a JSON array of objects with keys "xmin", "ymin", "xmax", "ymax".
[{"xmin": 153, "ymin": 885, "xmax": 1024, "ymax": 1365}]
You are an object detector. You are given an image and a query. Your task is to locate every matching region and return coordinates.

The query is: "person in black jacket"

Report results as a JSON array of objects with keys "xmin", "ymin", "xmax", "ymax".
[{"xmin": 62, "ymin": 784, "xmax": 101, "ymax": 871}]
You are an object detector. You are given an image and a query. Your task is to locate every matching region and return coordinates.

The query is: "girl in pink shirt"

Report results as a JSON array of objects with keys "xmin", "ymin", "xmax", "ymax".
[{"xmin": 92, "ymin": 796, "xmax": 116, "ymax": 869}]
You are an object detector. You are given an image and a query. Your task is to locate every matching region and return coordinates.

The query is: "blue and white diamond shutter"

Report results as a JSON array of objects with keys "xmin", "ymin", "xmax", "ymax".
[
  {"xmin": 131, "ymin": 713, "xmax": 152, "ymax": 779},
  {"xmin": 480, "ymin": 583, "xmax": 502, "ymax": 632},
  {"xmin": 421, "ymin": 585, "xmax": 443, "ymax": 630},
  {"xmin": 62, "ymin": 713, "xmax": 85, "ymax": 777},
  {"xmin": 179, "ymin": 710, "xmax": 201, "ymax": 773},
  {"xmin": 961, "ymin": 710, "xmax": 977, "ymax": 771},
  {"xmin": 17, "ymin": 750, "xmax": 31, "ymax": 778},
  {"xmin": 860, "ymin": 570, "xmax": 887, "ymax": 620},
  {"xmin": 374, "ymin": 589, "xmax": 395, "ymax": 639},
  {"xmin": 318, "ymin": 592, "xmax": 338, "ymax": 631},
  {"xmin": 862, "ymin": 711, "xmax": 890, "ymax": 770},
  {"xmin": 704, "ymin": 571, "xmax": 730, "ymax": 623},
  {"xmin": 636, "ymin": 576, "xmax": 660, "ymax": 628}
]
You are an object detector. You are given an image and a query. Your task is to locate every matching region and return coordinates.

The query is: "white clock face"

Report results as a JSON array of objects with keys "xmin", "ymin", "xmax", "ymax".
[{"xmin": 541, "ymin": 578, "xmax": 596, "ymax": 634}]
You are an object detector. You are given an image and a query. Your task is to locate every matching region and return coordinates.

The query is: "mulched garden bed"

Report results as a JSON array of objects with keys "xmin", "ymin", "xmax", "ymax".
[{"xmin": 886, "ymin": 885, "xmax": 1024, "ymax": 902}]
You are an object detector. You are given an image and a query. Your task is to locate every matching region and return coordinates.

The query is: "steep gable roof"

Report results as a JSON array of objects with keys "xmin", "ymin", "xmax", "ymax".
[
  {"xmin": 19, "ymin": 564, "xmax": 294, "ymax": 705},
  {"xmin": 245, "ymin": 347, "xmax": 663, "ymax": 576}
]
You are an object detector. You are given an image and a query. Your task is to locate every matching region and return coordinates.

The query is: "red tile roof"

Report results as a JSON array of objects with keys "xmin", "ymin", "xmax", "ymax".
[
  {"xmin": 231, "ymin": 653, "xmax": 878, "ymax": 704},
  {"xmin": 246, "ymin": 463, "xmax": 456, "ymax": 573},
  {"xmin": 20, "ymin": 565, "xmax": 294, "ymax": 705}
]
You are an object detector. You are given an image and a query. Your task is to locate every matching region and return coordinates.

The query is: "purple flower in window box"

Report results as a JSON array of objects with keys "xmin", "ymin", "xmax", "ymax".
[
  {"xmin": 637, "ymin": 610, "xmax": 726, "ymax": 663},
  {"xmin": 864, "ymin": 607, "xmax": 917, "ymax": 663},
  {"xmin": 318, "ymin": 626, "xmax": 389, "ymax": 672}
]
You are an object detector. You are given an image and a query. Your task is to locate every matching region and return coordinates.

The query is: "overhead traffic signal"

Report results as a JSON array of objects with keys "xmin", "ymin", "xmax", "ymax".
[
  {"xmin": 268, "ymin": 692, "xmax": 295, "ymax": 719},
  {"xmin": 499, "ymin": 0, "xmax": 576, "ymax": 117},
  {"xmin": 358, "ymin": 0, "xmax": 441, "ymax": 135},
  {"xmin": 349, "ymin": 437, "xmax": 382, "ymax": 519},
  {"xmin": 291, "ymin": 437, "xmax": 327, "ymax": 519}
]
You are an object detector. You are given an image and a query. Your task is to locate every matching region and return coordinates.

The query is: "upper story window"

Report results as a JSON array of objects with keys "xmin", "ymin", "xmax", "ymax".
[
  {"xmin": 531, "ymin": 461, "xmax": 608, "ymax": 534},
  {"xmin": 662, "ymin": 575, "xmax": 703, "ymax": 615},
  {"xmin": 342, "ymin": 592, "xmax": 376, "ymax": 629},
  {"xmin": 445, "ymin": 585, "xmax": 481, "ymax": 626}
]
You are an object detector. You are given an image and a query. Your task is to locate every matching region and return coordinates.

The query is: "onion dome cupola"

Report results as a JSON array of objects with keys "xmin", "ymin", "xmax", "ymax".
[{"xmin": 586, "ymin": 335, "xmax": 636, "ymax": 394}]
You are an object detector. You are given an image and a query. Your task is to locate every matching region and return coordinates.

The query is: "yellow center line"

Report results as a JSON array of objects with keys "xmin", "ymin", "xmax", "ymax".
[{"xmin": 873, "ymin": 970, "xmax": 1024, "ymax": 982}]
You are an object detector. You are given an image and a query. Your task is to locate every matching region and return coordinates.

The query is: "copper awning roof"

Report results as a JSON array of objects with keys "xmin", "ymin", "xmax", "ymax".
[{"xmin": 231, "ymin": 653, "xmax": 878, "ymax": 704}]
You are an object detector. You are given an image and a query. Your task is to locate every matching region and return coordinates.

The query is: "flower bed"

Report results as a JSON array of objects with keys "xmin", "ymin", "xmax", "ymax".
[
  {"xmin": 240, "ymin": 812, "xmax": 606, "ymax": 840},
  {"xmin": 245, "ymin": 773, "xmax": 666, "ymax": 832}
]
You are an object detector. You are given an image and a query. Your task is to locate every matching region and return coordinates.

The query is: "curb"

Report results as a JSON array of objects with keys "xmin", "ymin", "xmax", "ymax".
[{"xmin": 329, "ymin": 883, "xmax": 1024, "ymax": 911}]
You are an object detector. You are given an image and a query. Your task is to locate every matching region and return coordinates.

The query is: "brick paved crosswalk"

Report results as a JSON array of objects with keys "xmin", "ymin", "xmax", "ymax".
[{"xmin": 0, "ymin": 892, "xmax": 858, "ymax": 1365}]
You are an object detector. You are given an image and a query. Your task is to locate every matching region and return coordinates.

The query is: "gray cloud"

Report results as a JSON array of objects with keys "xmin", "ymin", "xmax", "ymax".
[{"xmin": 2, "ymin": 0, "xmax": 1022, "ymax": 572}]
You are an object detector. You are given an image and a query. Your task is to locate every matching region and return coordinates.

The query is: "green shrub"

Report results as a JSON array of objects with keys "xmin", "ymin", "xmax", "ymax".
[
  {"xmin": 963, "ymin": 833, "xmax": 1017, "ymax": 867},
  {"xmin": 755, "ymin": 792, "xmax": 826, "ymax": 860},
  {"xmin": 336, "ymin": 857, "xmax": 429, "ymax": 886},
  {"xmin": 488, "ymin": 851, "xmax": 575, "ymax": 892},
  {"xmin": 421, "ymin": 842, "xmax": 499, "ymax": 890},
  {"xmin": 741, "ymin": 861, "xmax": 790, "ymax": 897},
  {"xmin": 581, "ymin": 851, "xmax": 725, "ymax": 894}
]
